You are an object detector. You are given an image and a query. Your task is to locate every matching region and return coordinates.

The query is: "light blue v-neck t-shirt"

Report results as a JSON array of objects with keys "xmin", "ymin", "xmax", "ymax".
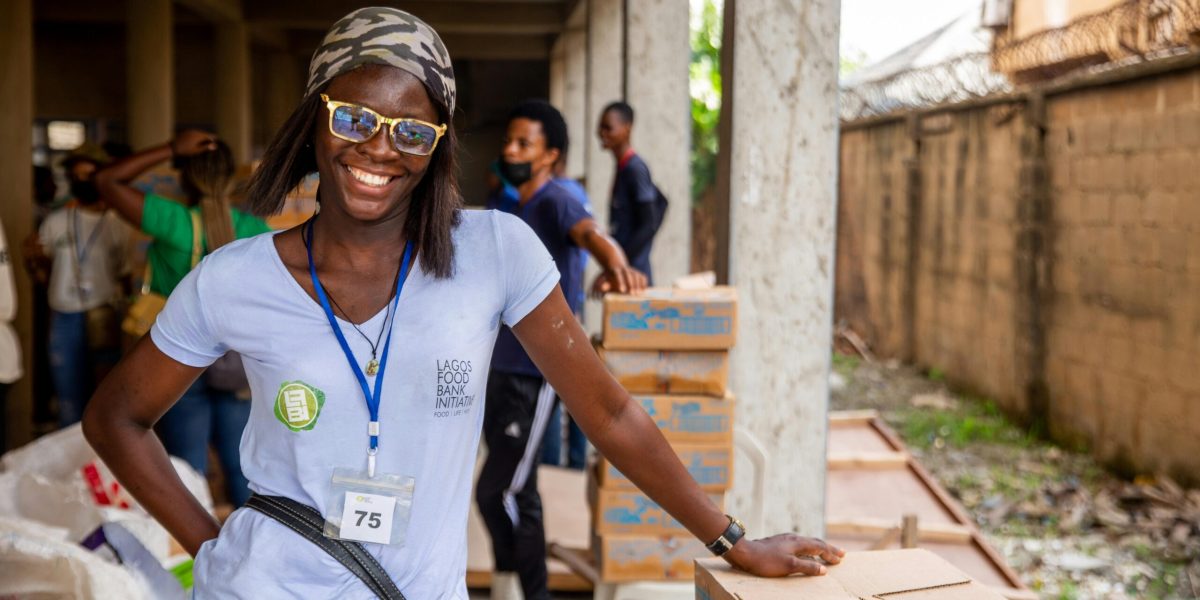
[{"xmin": 150, "ymin": 209, "xmax": 559, "ymax": 599}]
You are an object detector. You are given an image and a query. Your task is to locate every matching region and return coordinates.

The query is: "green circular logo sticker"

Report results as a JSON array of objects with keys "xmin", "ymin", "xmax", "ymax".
[{"xmin": 274, "ymin": 381, "xmax": 325, "ymax": 431}]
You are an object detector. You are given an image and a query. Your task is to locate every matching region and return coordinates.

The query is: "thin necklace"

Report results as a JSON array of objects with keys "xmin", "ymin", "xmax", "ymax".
[{"xmin": 302, "ymin": 222, "xmax": 404, "ymax": 376}]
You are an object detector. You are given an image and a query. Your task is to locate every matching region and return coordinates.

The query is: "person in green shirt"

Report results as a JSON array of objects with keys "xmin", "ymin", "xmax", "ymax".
[{"xmin": 94, "ymin": 130, "xmax": 271, "ymax": 506}]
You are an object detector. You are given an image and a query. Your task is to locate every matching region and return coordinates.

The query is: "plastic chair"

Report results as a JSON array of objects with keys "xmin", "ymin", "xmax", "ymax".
[{"xmin": 592, "ymin": 427, "xmax": 769, "ymax": 600}]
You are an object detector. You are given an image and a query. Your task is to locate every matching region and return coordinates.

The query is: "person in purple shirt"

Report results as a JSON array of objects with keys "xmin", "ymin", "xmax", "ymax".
[{"xmin": 479, "ymin": 99, "xmax": 646, "ymax": 600}]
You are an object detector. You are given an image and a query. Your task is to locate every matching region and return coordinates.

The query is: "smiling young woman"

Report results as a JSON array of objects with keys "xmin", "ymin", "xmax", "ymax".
[{"xmin": 81, "ymin": 7, "xmax": 842, "ymax": 599}]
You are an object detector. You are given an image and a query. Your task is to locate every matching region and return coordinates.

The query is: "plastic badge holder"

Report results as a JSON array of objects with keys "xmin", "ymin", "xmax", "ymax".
[{"xmin": 324, "ymin": 467, "xmax": 415, "ymax": 546}]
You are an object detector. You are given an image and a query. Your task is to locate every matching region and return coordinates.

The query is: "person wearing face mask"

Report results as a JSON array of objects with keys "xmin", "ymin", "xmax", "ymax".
[
  {"xmin": 478, "ymin": 99, "xmax": 646, "ymax": 599},
  {"xmin": 488, "ymin": 145, "xmax": 594, "ymax": 473},
  {"xmin": 24, "ymin": 149, "xmax": 133, "ymax": 428}
]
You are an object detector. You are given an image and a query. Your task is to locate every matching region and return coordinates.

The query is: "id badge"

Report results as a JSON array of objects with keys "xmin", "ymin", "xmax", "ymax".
[{"xmin": 324, "ymin": 467, "xmax": 415, "ymax": 546}]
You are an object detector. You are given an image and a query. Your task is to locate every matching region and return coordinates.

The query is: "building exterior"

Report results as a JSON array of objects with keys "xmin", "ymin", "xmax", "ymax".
[{"xmin": 989, "ymin": 0, "xmax": 1200, "ymax": 83}]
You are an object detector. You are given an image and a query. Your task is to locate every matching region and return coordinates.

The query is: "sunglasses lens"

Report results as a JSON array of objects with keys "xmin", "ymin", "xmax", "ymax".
[
  {"xmin": 391, "ymin": 121, "xmax": 438, "ymax": 155},
  {"xmin": 331, "ymin": 104, "xmax": 379, "ymax": 142}
]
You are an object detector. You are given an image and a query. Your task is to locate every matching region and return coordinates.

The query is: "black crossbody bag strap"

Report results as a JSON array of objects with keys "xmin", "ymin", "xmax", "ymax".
[{"xmin": 245, "ymin": 494, "xmax": 406, "ymax": 600}]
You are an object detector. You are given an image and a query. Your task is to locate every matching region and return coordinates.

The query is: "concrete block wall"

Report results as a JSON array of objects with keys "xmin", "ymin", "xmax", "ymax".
[
  {"xmin": 835, "ymin": 61, "xmax": 1200, "ymax": 482},
  {"xmin": 912, "ymin": 108, "xmax": 1027, "ymax": 409},
  {"xmin": 1042, "ymin": 67, "xmax": 1200, "ymax": 478},
  {"xmin": 836, "ymin": 122, "xmax": 914, "ymax": 360}
]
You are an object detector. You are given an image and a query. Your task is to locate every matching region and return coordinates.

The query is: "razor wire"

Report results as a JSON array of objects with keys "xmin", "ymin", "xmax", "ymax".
[{"xmin": 840, "ymin": 52, "xmax": 1012, "ymax": 121}]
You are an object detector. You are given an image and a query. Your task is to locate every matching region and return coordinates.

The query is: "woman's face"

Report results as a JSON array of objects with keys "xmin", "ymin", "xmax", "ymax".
[{"xmin": 315, "ymin": 65, "xmax": 441, "ymax": 224}]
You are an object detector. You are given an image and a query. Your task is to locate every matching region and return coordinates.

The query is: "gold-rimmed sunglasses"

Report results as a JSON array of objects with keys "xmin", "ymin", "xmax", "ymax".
[{"xmin": 321, "ymin": 94, "xmax": 447, "ymax": 156}]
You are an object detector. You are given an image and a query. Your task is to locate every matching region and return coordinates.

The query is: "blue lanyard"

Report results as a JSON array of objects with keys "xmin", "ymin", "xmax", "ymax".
[{"xmin": 305, "ymin": 218, "xmax": 414, "ymax": 476}]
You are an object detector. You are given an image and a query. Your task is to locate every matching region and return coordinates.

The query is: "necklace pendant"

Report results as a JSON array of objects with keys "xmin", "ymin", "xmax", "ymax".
[{"xmin": 366, "ymin": 359, "xmax": 380, "ymax": 377}]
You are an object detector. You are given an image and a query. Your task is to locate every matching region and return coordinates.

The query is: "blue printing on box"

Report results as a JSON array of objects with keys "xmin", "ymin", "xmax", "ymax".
[
  {"xmin": 609, "ymin": 304, "xmax": 733, "ymax": 337},
  {"xmin": 605, "ymin": 448, "xmax": 730, "ymax": 487},
  {"xmin": 602, "ymin": 494, "xmax": 689, "ymax": 532},
  {"xmin": 639, "ymin": 398, "xmax": 731, "ymax": 435}
]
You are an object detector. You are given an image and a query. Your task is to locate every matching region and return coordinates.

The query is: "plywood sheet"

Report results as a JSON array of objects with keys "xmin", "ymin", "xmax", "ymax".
[
  {"xmin": 827, "ymin": 468, "xmax": 960, "ymax": 524},
  {"xmin": 828, "ymin": 423, "xmax": 899, "ymax": 454},
  {"xmin": 824, "ymin": 413, "xmax": 1027, "ymax": 594}
]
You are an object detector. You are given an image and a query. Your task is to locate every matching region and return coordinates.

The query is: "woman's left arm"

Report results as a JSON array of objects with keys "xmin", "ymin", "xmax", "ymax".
[{"xmin": 513, "ymin": 287, "xmax": 843, "ymax": 576}]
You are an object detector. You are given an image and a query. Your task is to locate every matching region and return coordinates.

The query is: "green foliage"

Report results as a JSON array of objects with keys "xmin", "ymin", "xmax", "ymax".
[
  {"xmin": 831, "ymin": 352, "xmax": 860, "ymax": 377},
  {"xmin": 689, "ymin": 0, "xmax": 722, "ymax": 204},
  {"xmin": 898, "ymin": 397, "xmax": 1035, "ymax": 450},
  {"xmin": 840, "ymin": 48, "xmax": 868, "ymax": 78},
  {"xmin": 926, "ymin": 366, "xmax": 946, "ymax": 382},
  {"xmin": 1056, "ymin": 580, "xmax": 1078, "ymax": 600}
]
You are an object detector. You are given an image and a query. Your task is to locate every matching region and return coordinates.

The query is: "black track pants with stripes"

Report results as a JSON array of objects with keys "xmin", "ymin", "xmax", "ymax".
[{"xmin": 476, "ymin": 370, "xmax": 557, "ymax": 600}]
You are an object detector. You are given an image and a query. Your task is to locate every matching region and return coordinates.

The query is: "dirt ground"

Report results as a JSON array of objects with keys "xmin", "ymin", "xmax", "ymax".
[{"xmin": 831, "ymin": 354, "xmax": 1200, "ymax": 600}]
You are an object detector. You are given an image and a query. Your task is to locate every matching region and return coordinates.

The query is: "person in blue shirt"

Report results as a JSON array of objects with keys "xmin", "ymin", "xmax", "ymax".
[
  {"xmin": 598, "ymin": 101, "xmax": 663, "ymax": 284},
  {"xmin": 478, "ymin": 99, "xmax": 646, "ymax": 599},
  {"xmin": 489, "ymin": 153, "xmax": 593, "ymax": 473}
]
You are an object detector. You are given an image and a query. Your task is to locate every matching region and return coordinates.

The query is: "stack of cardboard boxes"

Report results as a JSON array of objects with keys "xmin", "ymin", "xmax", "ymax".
[{"xmin": 591, "ymin": 286, "xmax": 738, "ymax": 582}]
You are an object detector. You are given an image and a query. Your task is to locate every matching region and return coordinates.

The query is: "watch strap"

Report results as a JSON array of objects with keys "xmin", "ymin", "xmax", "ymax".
[{"xmin": 705, "ymin": 515, "xmax": 746, "ymax": 556}]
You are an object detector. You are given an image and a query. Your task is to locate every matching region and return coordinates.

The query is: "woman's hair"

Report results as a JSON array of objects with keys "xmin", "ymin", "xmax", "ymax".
[
  {"xmin": 245, "ymin": 82, "xmax": 462, "ymax": 279},
  {"xmin": 178, "ymin": 139, "xmax": 236, "ymax": 251}
]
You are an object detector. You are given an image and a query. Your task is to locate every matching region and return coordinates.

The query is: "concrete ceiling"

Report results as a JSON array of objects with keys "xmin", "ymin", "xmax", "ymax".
[{"xmin": 34, "ymin": 0, "xmax": 577, "ymax": 60}]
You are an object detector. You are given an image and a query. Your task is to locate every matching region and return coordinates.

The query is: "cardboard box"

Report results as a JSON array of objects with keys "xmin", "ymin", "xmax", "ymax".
[
  {"xmin": 601, "ymin": 349, "xmax": 730, "ymax": 396},
  {"xmin": 602, "ymin": 287, "xmax": 737, "ymax": 350},
  {"xmin": 598, "ymin": 443, "xmax": 733, "ymax": 491},
  {"xmin": 595, "ymin": 489, "xmax": 724, "ymax": 536},
  {"xmin": 694, "ymin": 549, "xmax": 1007, "ymax": 599},
  {"xmin": 598, "ymin": 535, "xmax": 710, "ymax": 582},
  {"xmin": 631, "ymin": 395, "xmax": 735, "ymax": 443}
]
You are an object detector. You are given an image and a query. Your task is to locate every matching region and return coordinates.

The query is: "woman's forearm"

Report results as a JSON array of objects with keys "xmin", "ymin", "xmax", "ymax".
[
  {"xmin": 580, "ymin": 390, "xmax": 731, "ymax": 544},
  {"xmin": 84, "ymin": 409, "xmax": 220, "ymax": 555},
  {"xmin": 82, "ymin": 338, "xmax": 222, "ymax": 556}
]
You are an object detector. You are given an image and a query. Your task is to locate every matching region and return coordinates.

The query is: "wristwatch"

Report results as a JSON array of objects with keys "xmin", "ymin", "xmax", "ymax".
[{"xmin": 705, "ymin": 515, "xmax": 746, "ymax": 556}]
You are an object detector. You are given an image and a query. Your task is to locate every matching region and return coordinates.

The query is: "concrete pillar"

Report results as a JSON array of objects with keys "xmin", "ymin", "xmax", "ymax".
[
  {"xmin": 263, "ymin": 51, "xmax": 302, "ymax": 151},
  {"xmin": 550, "ymin": 37, "xmax": 567, "ymax": 122},
  {"xmin": 216, "ymin": 21, "xmax": 252, "ymax": 164},
  {"xmin": 583, "ymin": 0, "xmax": 623, "ymax": 332},
  {"xmin": 0, "ymin": 0, "xmax": 35, "ymax": 448},
  {"xmin": 715, "ymin": 0, "xmax": 842, "ymax": 537},
  {"xmin": 550, "ymin": 26, "xmax": 589, "ymax": 180},
  {"xmin": 625, "ymin": 0, "xmax": 691, "ymax": 285},
  {"xmin": 127, "ymin": 0, "xmax": 174, "ymax": 149},
  {"xmin": 561, "ymin": 2, "xmax": 588, "ymax": 180}
]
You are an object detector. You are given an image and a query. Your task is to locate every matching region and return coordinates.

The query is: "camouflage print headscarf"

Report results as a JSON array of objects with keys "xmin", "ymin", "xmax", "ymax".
[{"xmin": 306, "ymin": 7, "xmax": 456, "ymax": 114}]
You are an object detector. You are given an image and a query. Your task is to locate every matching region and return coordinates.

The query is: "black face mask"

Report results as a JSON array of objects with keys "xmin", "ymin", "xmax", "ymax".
[
  {"xmin": 497, "ymin": 159, "xmax": 533, "ymax": 187},
  {"xmin": 70, "ymin": 180, "xmax": 100, "ymax": 205}
]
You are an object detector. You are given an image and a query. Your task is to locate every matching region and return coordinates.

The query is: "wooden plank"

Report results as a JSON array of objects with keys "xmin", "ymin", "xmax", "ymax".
[
  {"xmin": 827, "ymin": 451, "xmax": 909, "ymax": 470},
  {"xmin": 827, "ymin": 518, "xmax": 974, "ymax": 544},
  {"xmin": 828, "ymin": 409, "xmax": 880, "ymax": 427},
  {"xmin": 901, "ymin": 515, "xmax": 918, "ymax": 548},
  {"xmin": 869, "ymin": 419, "xmax": 1028, "ymax": 591},
  {"xmin": 466, "ymin": 563, "xmax": 592, "ymax": 592},
  {"xmin": 995, "ymin": 588, "xmax": 1041, "ymax": 600},
  {"xmin": 548, "ymin": 542, "xmax": 598, "ymax": 584}
]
